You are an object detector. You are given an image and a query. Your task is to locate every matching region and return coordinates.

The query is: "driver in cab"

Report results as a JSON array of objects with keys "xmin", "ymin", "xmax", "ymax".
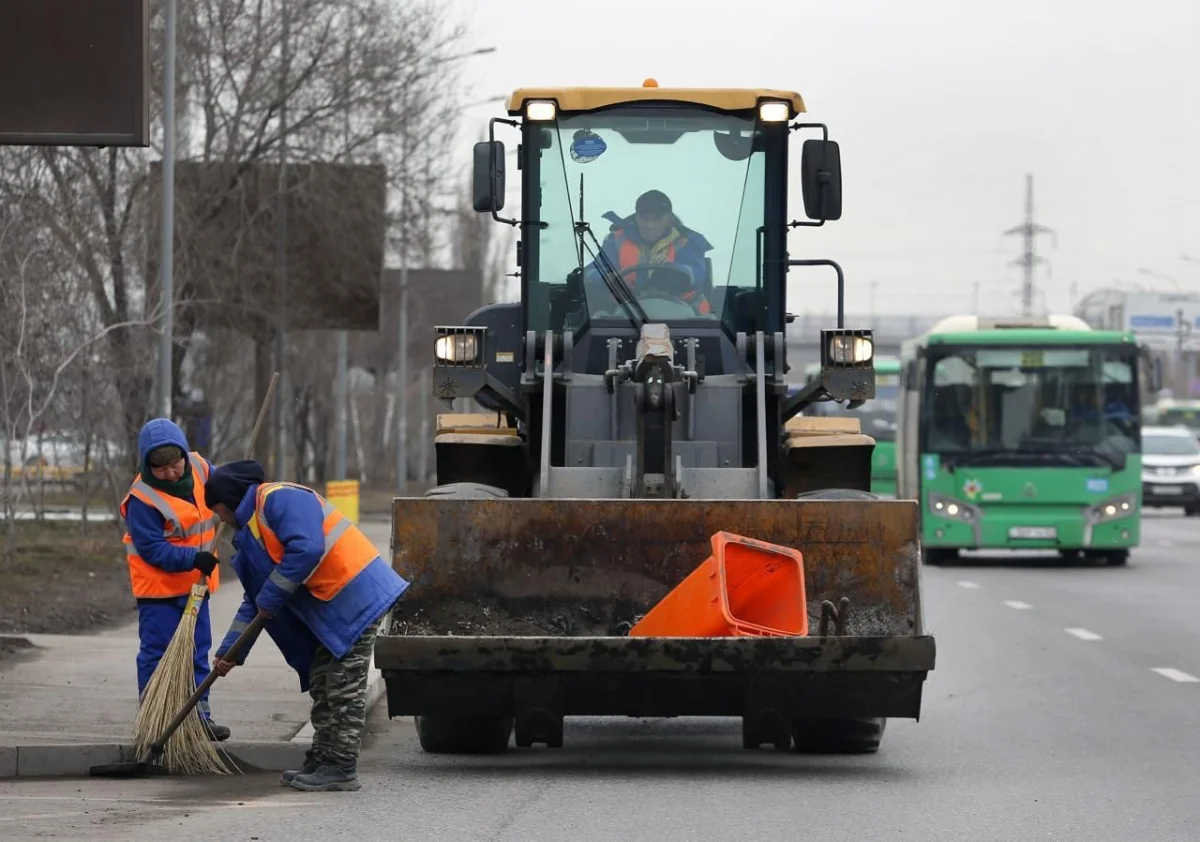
[{"xmin": 584, "ymin": 189, "xmax": 715, "ymax": 316}]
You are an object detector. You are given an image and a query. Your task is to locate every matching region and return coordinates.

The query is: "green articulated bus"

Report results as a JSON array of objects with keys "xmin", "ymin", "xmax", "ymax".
[
  {"xmin": 896, "ymin": 314, "xmax": 1160, "ymax": 566},
  {"xmin": 800, "ymin": 356, "xmax": 900, "ymax": 496}
]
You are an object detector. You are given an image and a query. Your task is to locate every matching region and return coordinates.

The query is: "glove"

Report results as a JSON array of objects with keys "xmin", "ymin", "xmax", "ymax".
[{"xmin": 193, "ymin": 551, "xmax": 219, "ymax": 577}]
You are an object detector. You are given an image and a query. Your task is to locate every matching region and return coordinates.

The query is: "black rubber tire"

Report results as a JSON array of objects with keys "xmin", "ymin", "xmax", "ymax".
[
  {"xmin": 412, "ymin": 481, "xmax": 514, "ymax": 754},
  {"xmin": 922, "ymin": 547, "xmax": 956, "ymax": 566},
  {"xmin": 793, "ymin": 488, "xmax": 879, "ymax": 501},
  {"xmin": 792, "ymin": 715, "xmax": 886, "ymax": 754},
  {"xmin": 423, "ymin": 481, "xmax": 510, "ymax": 499},
  {"xmin": 1185, "ymin": 505, "xmax": 1200, "ymax": 517},
  {"xmin": 1106, "ymin": 550, "xmax": 1130, "ymax": 566},
  {"xmin": 790, "ymin": 488, "xmax": 889, "ymax": 753},
  {"xmin": 414, "ymin": 715, "xmax": 514, "ymax": 754}
]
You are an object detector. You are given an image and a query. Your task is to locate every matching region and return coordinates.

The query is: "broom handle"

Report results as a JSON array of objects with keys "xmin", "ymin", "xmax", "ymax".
[
  {"xmin": 150, "ymin": 611, "xmax": 270, "ymax": 753},
  {"xmin": 198, "ymin": 372, "xmax": 280, "ymax": 580}
]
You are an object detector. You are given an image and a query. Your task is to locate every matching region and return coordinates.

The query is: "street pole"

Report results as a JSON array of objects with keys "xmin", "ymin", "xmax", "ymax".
[
  {"xmin": 333, "ymin": 330, "xmax": 348, "ymax": 480},
  {"xmin": 155, "ymin": 0, "xmax": 177, "ymax": 420},
  {"xmin": 273, "ymin": 0, "xmax": 291, "ymax": 481},
  {"xmin": 419, "ymin": 368, "xmax": 430, "ymax": 482}
]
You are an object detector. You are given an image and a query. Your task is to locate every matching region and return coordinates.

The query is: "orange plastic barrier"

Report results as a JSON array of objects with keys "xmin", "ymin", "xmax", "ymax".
[{"xmin": 629, "ymin": 532, "xmax": 807, "ymax": 638}]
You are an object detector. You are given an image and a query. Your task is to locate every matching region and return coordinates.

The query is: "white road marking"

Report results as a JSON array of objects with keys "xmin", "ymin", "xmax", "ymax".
[
  {"xmin": 1159, "ymin": 540, "xmax": 1175, "ymax": 547},
  {"xmin": 1152, "ymin": 667, "xmax": 1200, "ymax": 683},
  {"xmin": 1004, "ymin": 600, "xmax": 1034, "ymax": 610},
  {"xmin": 1064, "ymin": 627, "xmax": 1103, "ymax": 641},
  {"xmin": 957, "ymin": 580, "xmax": 981, "ymax": 589}
]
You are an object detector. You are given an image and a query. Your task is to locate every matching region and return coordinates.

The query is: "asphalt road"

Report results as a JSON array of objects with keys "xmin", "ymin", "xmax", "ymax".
[{"xmin": 5, "ymin": 511, "xmax": 1200, "ymax": 841}]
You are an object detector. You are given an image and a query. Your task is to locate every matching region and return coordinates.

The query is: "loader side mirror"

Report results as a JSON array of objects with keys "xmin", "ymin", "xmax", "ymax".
[
  {"xmin": 800, "ymin": 138, "xmax": 842, "ymax": 221},
  {"xmin": 472, "ymin": 140, "xmax": 506, "ymax": 213}
]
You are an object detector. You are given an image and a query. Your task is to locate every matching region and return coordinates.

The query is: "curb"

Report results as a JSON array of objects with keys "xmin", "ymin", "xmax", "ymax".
[{"xmin": 0, "ymin": 740, "xmax": 310, "ymax": 779}]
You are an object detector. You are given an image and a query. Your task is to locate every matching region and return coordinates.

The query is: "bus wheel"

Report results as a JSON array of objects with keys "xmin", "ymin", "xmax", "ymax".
[
  {"xmin": 1105, "ymin": 550, "xmax": 1129, "ymax": 566},
  {"xmin": 922, "ymin": 547, "xmax": 955, "ymax": 566},
  {"xmin": 1184, "ymin": 505, "xmax": 1200, "ymax": 517}
]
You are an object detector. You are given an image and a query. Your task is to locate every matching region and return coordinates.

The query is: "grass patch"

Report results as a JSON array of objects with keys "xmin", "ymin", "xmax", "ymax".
[{"xmin": 0, "ymin": 519, "xmax": 136, "ymax": 635}]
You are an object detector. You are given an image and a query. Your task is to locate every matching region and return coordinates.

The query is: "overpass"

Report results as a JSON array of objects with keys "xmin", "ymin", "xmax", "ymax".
[{"xmin": 784, "ymin": 313, "xmax": 944, "ymax": 381}]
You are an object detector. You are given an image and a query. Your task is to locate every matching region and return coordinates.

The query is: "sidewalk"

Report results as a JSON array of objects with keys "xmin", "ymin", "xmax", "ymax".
[{"xmin": 0, "ymin": 518, "xmax": 393, "ymax": 775}]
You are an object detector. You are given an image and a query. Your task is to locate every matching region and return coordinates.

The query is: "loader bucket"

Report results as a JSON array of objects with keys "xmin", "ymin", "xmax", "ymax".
[
  {"xmin": 389, "ymin": 497, "xmax": 924, "ymax": 637},
  {"xmin": 378, "ymin": 497, "xmax": 934, "ymax": 736}
]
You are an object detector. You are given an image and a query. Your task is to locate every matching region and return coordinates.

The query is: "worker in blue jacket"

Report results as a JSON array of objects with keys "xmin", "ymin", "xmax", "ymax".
[
  {"xmin": 120, "ymin": 418, "xmax": 229, "ymax": 741},
  {"xmin": 203, "ymin": 460, "xmax": 410, "ymax": 792}
]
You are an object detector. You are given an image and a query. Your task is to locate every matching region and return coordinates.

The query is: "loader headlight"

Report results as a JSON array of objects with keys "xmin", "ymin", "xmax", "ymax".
[
  {"xmin": 434, "ymin": 330, "xmax": 482, "ymax": 364},
  {"xmin": 929, "ymin": 493, "xmax": 979, "ymax": 522},
  {"xmin": 758, "ymin": 101, "xmax": 790, "ymax": 122},
  {"xmin": 525, "ymin": 100, "xmax": 557, "ymax": 121},
  {"xmin": 827, "ymin": 334, "xmax": 874, "ymax": 365},
  {"xmin": 1086, "ymin": 492, "xmax": 1136, "ymax": 523}
]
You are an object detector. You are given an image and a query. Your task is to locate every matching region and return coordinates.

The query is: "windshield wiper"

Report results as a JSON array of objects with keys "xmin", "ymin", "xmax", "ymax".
[{"xmin": 562, "ymin": 163, "xmax": 647, "ymax": 329}]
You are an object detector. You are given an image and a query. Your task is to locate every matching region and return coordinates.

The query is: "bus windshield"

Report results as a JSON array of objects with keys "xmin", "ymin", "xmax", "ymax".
[
  {"xmin": 922, "ymin": 346, "xmax": 1138, "ymax": 466},
  {"xmin": 531, "ymin": 106, "xmax": 765, "ymax": 334}
]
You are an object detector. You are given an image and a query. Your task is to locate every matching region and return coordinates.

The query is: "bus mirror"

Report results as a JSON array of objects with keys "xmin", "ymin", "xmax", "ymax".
[{"xmin": 1151, "ymin": 356, "xmax": 1164, "ymax": 393}]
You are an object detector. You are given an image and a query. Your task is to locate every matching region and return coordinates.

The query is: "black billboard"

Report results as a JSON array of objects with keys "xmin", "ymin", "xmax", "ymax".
[{"xmin": 0, "ymin": 0, "xmax": 149, "ymax": 146}]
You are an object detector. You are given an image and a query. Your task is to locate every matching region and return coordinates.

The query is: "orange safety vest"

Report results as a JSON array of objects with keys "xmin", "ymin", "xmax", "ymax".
[
  {"xmin": 121, "ymin": 452, "xmax": 221, "ymax": 598},
  {"xmin": 614, "ymin": 229, "xmax": 712, "ymax": 315},
  {"xmin": 248, "ymin": 482, "xmax": 379, "ymax": 602}
]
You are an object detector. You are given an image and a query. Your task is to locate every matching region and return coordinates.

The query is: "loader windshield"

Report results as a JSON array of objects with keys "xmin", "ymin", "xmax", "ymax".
[{"xmin": 528, "ymin": 105, "xmax": 766, "ymax": 334}]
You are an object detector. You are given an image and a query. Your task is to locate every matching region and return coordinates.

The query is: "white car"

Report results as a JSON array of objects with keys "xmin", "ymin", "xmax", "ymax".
[{"xmin": 1141, "ymin": 425, "xmax": 1200, "ymax": 516}]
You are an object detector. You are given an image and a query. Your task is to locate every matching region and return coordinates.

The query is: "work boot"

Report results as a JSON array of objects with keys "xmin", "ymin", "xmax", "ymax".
[
  {"xmin": 202, "ymin": 719, "xmax": 231, "ymax": 742},
  {"xmin": 279, "ymin": 749, "xmax": 321, "ymax": 785},
  {"xmin": 288, "ymin": 763, "xmax": 360, "ymax": 792}
]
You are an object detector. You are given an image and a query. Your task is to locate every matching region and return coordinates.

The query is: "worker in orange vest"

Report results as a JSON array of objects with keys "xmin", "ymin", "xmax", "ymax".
[
  {"xmin": 120, "ymin": 418, "xmax": 230, "ymax": 741},
  {"xmin": 204, "ymin": 460, "xmax": 409, "ymax": 792},
  {"xmin": 583, "ymin": 189, "xmax": 715, "ymax": 316}
]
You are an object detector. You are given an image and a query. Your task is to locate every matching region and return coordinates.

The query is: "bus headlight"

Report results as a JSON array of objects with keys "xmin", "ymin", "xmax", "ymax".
[
  {"xmin": 929, "ymin": 493, "xmax": 979, "ymax": 522},
  {"xmin": 1086, "ymin": 492, "xmax": 1137, "ymax": 523}
]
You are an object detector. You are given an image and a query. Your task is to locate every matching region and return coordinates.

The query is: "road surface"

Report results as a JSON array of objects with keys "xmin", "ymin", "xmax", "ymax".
[{"xmin": 3, "ymin": 511, "xmax": 1200, "ymax": 841}]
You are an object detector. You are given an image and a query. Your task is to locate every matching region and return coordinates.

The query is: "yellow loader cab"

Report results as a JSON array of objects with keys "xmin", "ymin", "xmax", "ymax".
[{"xmin": 376, "ymin": 81, "xmax": 935, "ymax": 756}]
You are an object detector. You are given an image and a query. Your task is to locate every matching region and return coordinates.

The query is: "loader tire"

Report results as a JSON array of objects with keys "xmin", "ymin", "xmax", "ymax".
[
  {"xmin": 423, "ymin": 482, "xmax": 510, "ymax": 499},
  {"xmin": 414, "ymin": 715, "xmax": 513, "ymax": 754},
  {"xmin": 791, "ymin": 716, "xmax": 886, "ymax": 754},
  {"xmin": 791, "ymin": 488, "xmax": 888, "ymax": 754}
]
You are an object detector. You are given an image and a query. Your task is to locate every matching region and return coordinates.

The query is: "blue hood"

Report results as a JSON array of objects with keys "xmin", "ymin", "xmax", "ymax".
[{"xmin": 137, "ymin": 418, "xmax": 190, "ymax": 465}]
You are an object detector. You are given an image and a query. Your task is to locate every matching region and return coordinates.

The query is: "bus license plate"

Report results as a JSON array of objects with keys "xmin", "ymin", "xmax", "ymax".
[{"xmin": 1009, "ymin": 526, "xmax": 1057, "ymax": 539}]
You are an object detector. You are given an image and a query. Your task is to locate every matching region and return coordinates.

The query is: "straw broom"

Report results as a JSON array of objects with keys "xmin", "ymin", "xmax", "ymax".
[{"xmin": 131, "ymin": 372, "xmax": 279, "ymax": 774}]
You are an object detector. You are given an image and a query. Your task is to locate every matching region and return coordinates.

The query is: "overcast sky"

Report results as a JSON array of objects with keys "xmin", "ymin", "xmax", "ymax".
[{"xmin": 444, "ymin": 0, "xmax": 1199, "ymax": 322}]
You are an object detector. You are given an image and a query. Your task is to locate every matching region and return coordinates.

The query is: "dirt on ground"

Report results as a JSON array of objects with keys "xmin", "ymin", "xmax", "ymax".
[
  {"xmin": 389, "ymin": 595, "xmax": 648, "ymax": 637},
  {"xmin": 0, "ymin": 520, "xmax": 135, "ymax": 636}
]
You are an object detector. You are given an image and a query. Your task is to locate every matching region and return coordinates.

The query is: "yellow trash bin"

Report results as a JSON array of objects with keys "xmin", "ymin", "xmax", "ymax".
[{"xmin": 325, "ymin": 479, "xmax": 360, "ymax": 524}]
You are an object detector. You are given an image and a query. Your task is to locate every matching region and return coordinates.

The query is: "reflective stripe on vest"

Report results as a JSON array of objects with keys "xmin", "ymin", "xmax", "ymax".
[
  {"xmin": 120, "ymin": 452, "xmax": 220, "ymax": 598},
  {"xmin": 247, "ymin": 481, "xmax": 377, "ymax": 602}
]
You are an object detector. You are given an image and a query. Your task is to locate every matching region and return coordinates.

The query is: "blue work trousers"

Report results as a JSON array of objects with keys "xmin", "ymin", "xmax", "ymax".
[{"xmin": 136, "ymin": 599, "xmax": 214, "ymax": 720}]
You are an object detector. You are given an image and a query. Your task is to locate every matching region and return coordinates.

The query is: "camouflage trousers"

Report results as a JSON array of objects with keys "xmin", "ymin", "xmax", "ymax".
[{"xmin": 309, "ymin": 615, "xmax": 382, "ymax": 770}]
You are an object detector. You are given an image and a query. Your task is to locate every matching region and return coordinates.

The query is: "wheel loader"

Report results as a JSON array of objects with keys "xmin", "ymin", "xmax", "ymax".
[{"xmin": 375, "ymin": 80, "xmax": 936, "ymax": 754}]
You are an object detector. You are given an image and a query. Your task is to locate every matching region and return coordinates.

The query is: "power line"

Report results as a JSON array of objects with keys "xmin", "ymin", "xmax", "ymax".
[{"xmin": 1003, "ymin": 173, "xmax": 1056, "ymax": 317}]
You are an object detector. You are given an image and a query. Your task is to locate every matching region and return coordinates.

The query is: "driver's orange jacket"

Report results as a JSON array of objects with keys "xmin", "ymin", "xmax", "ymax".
[{"xmin": 614, "ymin": 229, "xmax": 712, "ymax": 315}]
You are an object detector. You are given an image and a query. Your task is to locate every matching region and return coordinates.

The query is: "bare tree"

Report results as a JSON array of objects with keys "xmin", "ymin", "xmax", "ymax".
[
  {"xmin": 0, "ymin": 0, "xmax": 473, "ymax": 467},
  {"xmin": 0, "ymin": 194, "xmax": 158, "ymax": 564}
]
